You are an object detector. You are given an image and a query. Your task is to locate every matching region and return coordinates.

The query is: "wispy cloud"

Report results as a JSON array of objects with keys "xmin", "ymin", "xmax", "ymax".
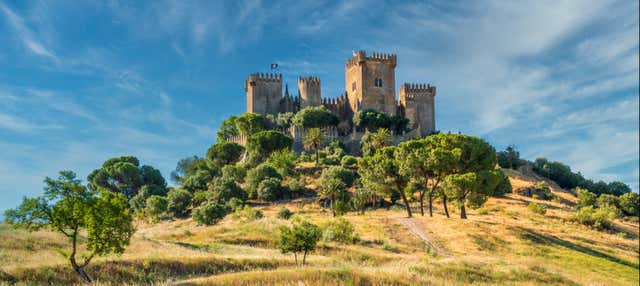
[{"xmin": 0, "ymin": 2, "xmax": 58, "ymax": 61}]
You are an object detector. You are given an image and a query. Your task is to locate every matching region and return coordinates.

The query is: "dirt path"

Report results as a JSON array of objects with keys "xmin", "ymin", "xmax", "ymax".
[{"xmin": 397, "ymin": 218, "xmax": 450, "ymax": 257}]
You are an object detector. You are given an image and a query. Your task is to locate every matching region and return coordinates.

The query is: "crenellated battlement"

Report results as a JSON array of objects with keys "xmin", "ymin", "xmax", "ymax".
[
  {"xmin": 298, "ymin": 76, "xmax": 321, "ymax": 84},
  {"xmin": 346, "ymin": 50, "xmax": 397, "ymax": 68},
  {"xmin": 400, "ymin": 83, "xmax": 436, "ymax": 100},
  {"xmin": 248, "ymin": 73, "xmax": 282, "ymax": 82}
]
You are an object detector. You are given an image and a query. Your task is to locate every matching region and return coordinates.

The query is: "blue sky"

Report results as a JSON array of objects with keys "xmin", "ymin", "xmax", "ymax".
[{"xmin": 0, "ymin": 0, "xmax": 638, "ymax": 215}]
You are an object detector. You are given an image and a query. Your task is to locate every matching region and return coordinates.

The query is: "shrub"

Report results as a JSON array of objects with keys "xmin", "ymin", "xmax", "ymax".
[
  {"xmin": 192, "ymin": 202, "xmax": 229, "ymax": 225},
  {"xmin": 191, "ymin": 190, "xmax": 209, "ymax": 207},
  {"xmin": 573, "ymin": 206, "xmax": 616, "ymax": 230},
  {"xmin": 278, "ymin": 207, "xmax": 294, "ymax": 220},
  {"xmin": 321, "ymin": 217, "xmax": 360, "ymax": 244},
  {"xmin": 267, "ymin": 148, "xmax": 297, "ymax": 177},
  {"xmin": 228, "ymin": 197, "xmax": 244, "ymax": 211},
  {"xmin": 321, "ymin": 155, "xmax": 341, "ymax": 166},
  {"xmin": 596, "ymin": 194, "xmax": 619, "ymax": 209},
  {"xmin": 287, "ymin": 176, "xmax": 307, "ymax": 196},
  {"xmin": 208, "ymin": 177, "xmax": 247, "ymax": 203},
  {"xmin": 340, "ymin": 155, "xmax": 357, "ymax": 168},
  {"xmin": 221, "ymin": 164, "xmax": 247, "ymax": 183},
  {"xmin": 145, "ymin": 195, "xmax": 168, "ymax": 219},
  {"xmin": 233, "ymin": 205, "xmax": 263, "ymax": 221},
  {"xmin": 167, "ymin": 188, "xmax": 192, "ymax": 217},
  {"xmin": 493, "ymin": 170, "xmax": 512, "ymax": 196},
  {"xmin": 257, "ymin": 177, "xmax": 283, "ymax": 201},
  {"xmin": 246, "ymin": 163, "xmax": 282, "ymax": 198},
  {"xmin": 619, "ymin": 192, "xmax": 639, "ymax": 216},
  {"xmin": 576, "ymin": 188, "xmax": 597, "ymax": 209},
  {"xmin": 130, "ymin": 185, "xmax": 168, "ymax": 214},
  {"xmin": 299, "ymin": 151, "xmax": 313, "ymax": 162},
  {"xmin": 527, "ymin": 202, "xmax": 547, "ymax": 215}
]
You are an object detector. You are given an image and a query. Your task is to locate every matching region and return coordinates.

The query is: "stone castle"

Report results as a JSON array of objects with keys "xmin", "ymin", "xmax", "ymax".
[{"xmin": 244, "ymin": 50, "xmax": 436, "ymax": 139}]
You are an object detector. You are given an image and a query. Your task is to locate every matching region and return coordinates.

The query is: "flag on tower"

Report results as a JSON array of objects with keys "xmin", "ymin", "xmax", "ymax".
[{"xmin": 270, "ymin": 63, "xmax": 278, "ymax": 69}]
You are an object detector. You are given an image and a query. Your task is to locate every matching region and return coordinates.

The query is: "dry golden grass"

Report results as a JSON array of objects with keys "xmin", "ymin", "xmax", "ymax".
[{"xmin": 1, "ymin": 168, "xmax": 638, "ymax": 285}]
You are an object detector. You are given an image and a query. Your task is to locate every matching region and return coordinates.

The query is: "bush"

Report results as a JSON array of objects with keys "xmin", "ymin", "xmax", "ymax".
[
  {"xmin": 299, "ymin": 151, "xmax": 313, "ymax": 162},
  {"xmin": 576, "ymin": 188, "xmax": 597, "ymax": 209},
  {"xmin": 287, "ymin": 177, "xmax": 307, "ymax": 196},
  {"xmin": 228, "ymin": 197, "xmax": 244, "ymax": 212},
  {"xmin": 221, "ymin": 164, "xmax": 247, "ymax": 183},
  {"xmin": 192, "ymin": 202, "xmax": 229, "ymax": 225},
  {"xmin": 246, "ymin": 163, "xmax": 282, "ymax": 198},
  {"xmin": 191, "ymin": 190, "xmax": 209, "ymax": 207},
  {"xmin": 619, "ymin": 192, "xmax": 639, "ymax": 216},
  {"xmin": 167, "ymin": 188, "xmax": 192, "ymax": 217},
  {"xmin": 527, "ymin": 202, "xmax": 547, "ymax": 215},
  {"xmin": 340, "ymin": 155, "xmax": 357, "ymax": 168},
  {"xmin": 321, "ymin": 217, "xmax": 360, "ymax": 244},
  {"xmin": 278, "ymin": 208, "xmax": 294, "ymax": 220},
  {"xmin": 232, "ymin": 205, "xmax": 263, "ymax": 221},
  {"xmin": 130, "ymin": 185, "xmax": 168, "ymax": 214},
  {"xmin": 321, "ymin": 155, "xmax": 341, "ymax": 166},
  {"xmin": 208, "ymin": 177, "xmax": 247, "ymax": 203},
  {"xmin": 493, "ymin": 170, "xmax": 512, "ymax": 196},
  {"xmin": 267, "ymin": 148, "xmax": 297, "ymax": 177},
  {"xmin": 257, "ymin": 177, "xmax": 283, "ymax": 201},
  {"xmin": 145, "ymin": 195, "xmax": 168, "ymax": 219},
  {"xmin": 572, "ymin": 206, "xmax": 616, "ymax": 230}
]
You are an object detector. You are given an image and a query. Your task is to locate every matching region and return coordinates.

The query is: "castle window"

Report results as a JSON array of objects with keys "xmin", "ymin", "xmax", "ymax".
[
  {"xmin": 374, "ymin": 78, "xmax": 383, "ymax": 87},
  {"xmin": 352, "ymin": 82, "xmax": 356, "ymax": 91}
]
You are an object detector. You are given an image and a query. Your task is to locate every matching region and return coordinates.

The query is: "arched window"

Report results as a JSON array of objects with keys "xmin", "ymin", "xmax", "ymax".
[{"xmin": 374, "ymin": 78, "xmax": 383, "ymax": 87}]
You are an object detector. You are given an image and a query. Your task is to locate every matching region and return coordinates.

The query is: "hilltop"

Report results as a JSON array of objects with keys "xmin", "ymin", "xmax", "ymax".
[{"xmin": 1, "ymin": 166, "xmax": 638, "ymax": 286}]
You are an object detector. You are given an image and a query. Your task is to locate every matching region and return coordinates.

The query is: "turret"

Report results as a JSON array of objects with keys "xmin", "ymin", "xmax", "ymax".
[
  {"xmin": 298, "ymin": 76, "xmax": 321, "ymax": 108},
  {"xmin": 399, "ymin": 83, "xmax": 436, "ymax": 136},
  {"xmin": 245, "ymin": 73, "xmax": 282, "ymax": 115}
]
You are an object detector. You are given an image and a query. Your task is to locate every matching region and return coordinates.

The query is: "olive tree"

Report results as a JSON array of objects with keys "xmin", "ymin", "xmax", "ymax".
[{"xmin": 5, "ymin": 171, "xmax": 134, "ymax": 283}]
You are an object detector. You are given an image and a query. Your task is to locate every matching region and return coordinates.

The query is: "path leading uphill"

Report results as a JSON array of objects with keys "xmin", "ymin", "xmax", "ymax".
[{"xmin": 397, "ymin": 218, "xmax": 450, "ymax": 258}]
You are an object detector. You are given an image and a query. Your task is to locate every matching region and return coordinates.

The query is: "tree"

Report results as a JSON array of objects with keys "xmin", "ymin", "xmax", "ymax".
[
  {"xmin": 170, "ymin": 156, "xmax": 208, "ymax": 184},
  {"xmin": 246, "ymin": 130, "xmax": 293, "ymax": 164},
  {"xmin": 235, "ymin": 113, "xmax": 265, "ymax": 135},
  {"xmin": 319, "ymin": 166, "xmax": 355, "ymax": 216},
  {"xmin": 276, "ymin": 112, "xmax": 295, "ymax": 130},
  {"xmin": 396, "ymin": 137, "xmax": 456, "ymax": 217},
  {"xmin": 181, "ymin": 169, "xmax": 217, "ymax": 193},
  {"xmin": 359, "ymin": 147, "xmax": 413, "ymax": 217},
  {"xmin": 370, "ymin": 128, "xmax": 393, "ymax": 150},
  {"xmin": 4, "ymin": 171, "xmax": 134, "ymax": 283},
  {"xmin": 389, "ymin": 115, "xmax": 410, "ymax": 134},
  {"xmin": 145, "ymin": 195, "xmax": 168, "ymax": 220},
  {"xmin": 278, "ymin": 220, "xmax": 322, "ymax": 266},
  {"xmin": 303, "ymin": 128, "xmax": 326, "ymax": 166},
  {"xmin": 167, "ymin": 188, "xmax": 192, "ymax": 217},
  {"xmin": 443, "ymin": 171, "xmax": 500, "ymax": 219},
  {"xmin": 257, "ymin": 177, "xmax": 283, "ymax": 201},
  {"xmin": 246, "ymin": 163, "xmax": 282, "ymax": 198},
  {"xmin": 192, "ymin": 201, "xmax": 229, "ymax": 225},
  {"xmin": 216, "ymin": 115, "xmax": 239, "ymax": 142},
  {"xmin": 208, "ymin": 176, "xmax": 247, "ymax": 203},
  {"xmin": 292, "ymin": 106, "xmax": 339, "ymax": 128},
  {"xmin": 353, "ymin": 109, "xmax": 391, "ymax": 131},
  {"xmin": 576, "ymin": 188, "xmax": 597, "ymax": 209},
  {"xmin": 267, "ymin": 148, "xmax": 297, "ymax": 177},
  {"xmin": 619, "ymin": 192, "xmax": 639, "ymax": 216},
  {"xmin": 88, "ymin": 156, "xmax": 166, "ymax": 200},
  {"xmin": 607, "ymin": 181, "xmax": 631, "ymax": 196},
  {"xmin": 496, "ymin": 145, "xmax": 520, "ymax": 169},
  {"xmin": 206, "ymin": 142, "xmax": 244, "ymax": 168}
]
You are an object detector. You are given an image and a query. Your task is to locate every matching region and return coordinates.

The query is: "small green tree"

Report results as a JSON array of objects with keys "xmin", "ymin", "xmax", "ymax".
[
  {"xmin": 4, "ymin": 171, "xmax": 134, "ymax": 283},
  {"xmin": 216, "ymin": 115, "xmax": 240, "ymax": 142},
  {"xmin": 235, "ymin": 113, "xmax": 265, "ymax": 135},
  {"xmin": 246, "ymin": 163, "xmax": 282, "ymax": 198},
  {"xmin": 192, "ymin": 201, "xmax": 229, "ymax": 225},
  {"xmin": 145, "ymin": 195, "xmax": 168, "ymax": 220},
  {"xmin": 206, "ymin": 142, "xmax": 244, "ymax": 168},
  {"xmin": 303, "ymin": 128, "xmax": 326, "ymax": 166},
  {"xmin": 319, "ymin": 166, "xmax": 355, "ymax": 216},
  {"xmin": 619, "ymin": 192, "xmax": 639, "ymax": 216},
  {"xmin": 292, "ymin": 106, "xmax": 339, "ymax": 128},
  {"xmin": 267, "ymin": 148, "xmax": 297, "ymax": 177},
  {"xmin": 278, "ymin": 207, "xmax": 294, "ymax": 220},
  {"xmin": 167, "ymin": 188, "xmax": 192, "ymax": 217},
  {"xmin": 576, "ymin": 188, "xmax": 597, "ymax": 209},
  {"xmin": 208, "ymin": 176, "xmax": 247, "ymax": 203},
  {"xmin": 257, "ymin": 177, "xmax": 283, "ymax": 201},
  {"xmin": 321, "ymin": 217, "xmax": 360, "ymax": 244},
  {"xmin": 496, "ymin": 145, "xmax": 520, "ymax": 169},
  {"xmin": 246, "ymin": 130, "xmax": 293, "ymax": 164},
  {"xmin": 443, "ymin": 171, "xmax": 500, "ymax": 219},
  {"xmin": 278, "ymin": 220, "xmax": 322, "ymax": 266}
]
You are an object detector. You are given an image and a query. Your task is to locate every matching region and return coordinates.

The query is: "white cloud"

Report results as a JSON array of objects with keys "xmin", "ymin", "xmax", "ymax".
[{"xmin": 0, "ymin": 2, "xmax": 58, "ymax": 61}]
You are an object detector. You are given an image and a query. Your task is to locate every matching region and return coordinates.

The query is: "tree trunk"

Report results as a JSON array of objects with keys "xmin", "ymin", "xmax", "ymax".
[
  {"xmin": 398, "ymin": 185, "xmax": 412, "ymax": 218},
  {"xmin": 419, "ymin": 191, "xmax": 426, "ymax": 216},
  {"xmin": 302, "ymin": 250, "xmax": 308, "ymax": 266},
  {"xmin": 331, "ymin": 195, "xmax": 336, "ymax": 217},
  {"xmin": 443, "ymin": 194, "xmax": 450, "ymax": 218},
  {"xmin": 315, "ymin": 149, "xmax": 319, "ymax": 166},
  {"xmin": 294, "ymin": 252, "xmax": 298, "ymax": 266},
  {"xmin": 428, "ymin": 192, "xmax": 433, "ymax": 217},
  {"xmin": 70, "ymin": 256, "xmax": 91, "ymax": 283},
  {"xmin": 460, "ymin": 203, "xmax": 467, "ymax": 219}
]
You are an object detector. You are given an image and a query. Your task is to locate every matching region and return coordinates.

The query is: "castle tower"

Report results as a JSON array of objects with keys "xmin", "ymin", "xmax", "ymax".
[
  {"xmin": 399, "ymin": 83, "xmax": 436, "ymax": 136},
  {"xmin": 245, "ymin": 73, "xmax": 282, "ymax": 115},
  {"xmin": 345, "ymin": 51, "xmax": 397, "ymax": 115},
  {"xmin": 298, "ymin": 76, "xmax": 321, "ymax": 108}
]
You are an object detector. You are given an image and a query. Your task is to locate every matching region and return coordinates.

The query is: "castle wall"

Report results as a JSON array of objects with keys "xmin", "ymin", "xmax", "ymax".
[
  {"xmin": 399, "ymin": 83, "xmax": 436, "ymax": 136},
  {"xmin": 245, "ymin": 73, "xmax": 282, "ymax": 115}
]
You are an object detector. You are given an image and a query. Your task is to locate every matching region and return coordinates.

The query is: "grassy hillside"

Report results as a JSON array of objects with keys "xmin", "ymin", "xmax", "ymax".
[{"xmin": 1, "ymin": 168, "xmax": 638, "ymax": 285}]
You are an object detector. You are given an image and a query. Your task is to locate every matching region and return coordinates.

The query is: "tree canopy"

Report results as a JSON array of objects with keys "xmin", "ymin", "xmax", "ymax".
[
  {"xmin": 87, "ymin": 156, "xmax": 166, "ymax": 200},
  {"xmin": 206, "ymin": 142, "xmax": 245, "ymax": 168},
  {"xmin": 5, "ymin": 171, "xmax": 134, "ymax": 282},
  {"xmin": 292, "ymin": 106, "xmax": 339, "ymax": 128},
  {"xmin": 246, "ymin": 130, "xmax": 293, "ymax": 164}
]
